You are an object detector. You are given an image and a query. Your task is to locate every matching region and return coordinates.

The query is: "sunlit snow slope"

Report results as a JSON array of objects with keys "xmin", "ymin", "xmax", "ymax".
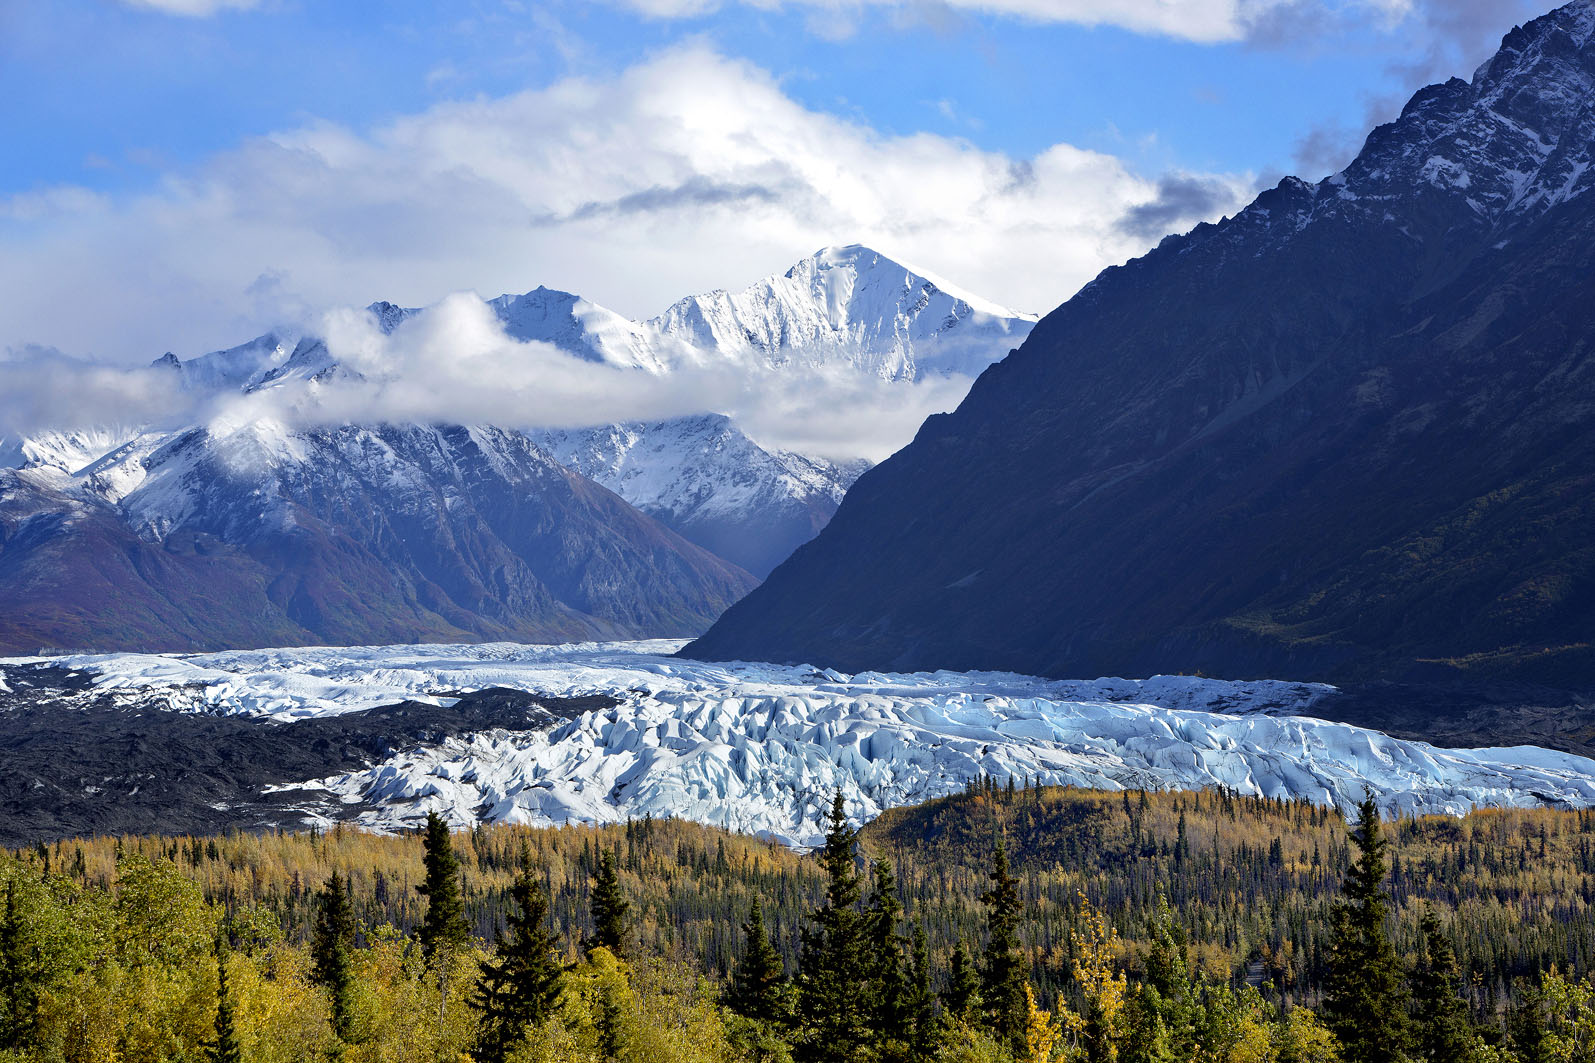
[{"xmin": 27, "ymin": 641, "xmax": 1595, "ymax": 846}]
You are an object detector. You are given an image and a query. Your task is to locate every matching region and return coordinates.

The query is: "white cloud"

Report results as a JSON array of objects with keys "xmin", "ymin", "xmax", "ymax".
[
  {"xmin": 0, "ymin": 295, "xmax": 979, "ymax": 463},
  {"xmin": 614, "ymin": 0, "xmax": 1262, "ymax": 42},
  {"xmin": 315, "ymin": 296, "xmax": 976, "ymax": 461},
  {"xmin": 0, "ymin": 45, "xmax": 1250, "ymax": 368},
  {"xmin": 0, "ymin": 347, "xmax": 195, "ymax": 439},
  {"xmin": 116, "ymin": 0, "xmax": 260, "ymax": 15}
]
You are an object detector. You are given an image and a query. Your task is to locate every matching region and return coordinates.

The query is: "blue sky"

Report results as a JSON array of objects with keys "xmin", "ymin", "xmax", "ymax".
[{"xmin": 0, "ymin": 0, "xmax": 1549, "ymax": 360}]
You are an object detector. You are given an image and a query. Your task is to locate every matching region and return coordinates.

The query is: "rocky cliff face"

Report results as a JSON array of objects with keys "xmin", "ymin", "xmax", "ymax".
[{"xmin": 685, "ymin": 1, "xmax": 1595, "ymax": 687}]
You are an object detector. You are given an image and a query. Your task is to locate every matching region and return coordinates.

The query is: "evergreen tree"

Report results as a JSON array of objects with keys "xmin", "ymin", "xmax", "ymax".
[
  {"xmin": 865, "ymin": 858, "xmax": 911, "ymax": 1048},
  {"xmin": 1325, "ymin": 793, "xmax": 1411, "ymax": 1063},
  {"xmin": 596, "ymin": 974, "xmax": 629, "ymax": 1062},
  {"xmin": 311, "ymin": 870, "xmax": 358, "ymax": 1043},
  {"xmin": 1118, "ymin": 984, "xmax": 1174, "ymax": 1063},
  {"xmin": 979, "ymin": 838, "xmax": 1027, "ymax": 1056},
  {"xmin": 795, "ymin": 791, "xmax": 871, "ymax": 1063},
  {"xmin": 1141, "ymin": 899, "xmax": 1198, "ymax": 1058},
  {"xmin": 942, "ymin": 943, "xmax": 981, "ymax": 1024},
  {"xmin": 417, "ymin": 809, "xmax": 472, "ymax": 1033},
  {"xmin": 210, "ymin": 942, "xmax": 243, "ymax": 1063},
  {"xmin": 1410, "ymin": 905, "xmax": 1474, "ymax": 1062},
  {"xmin": 416, "ymin": 811, "xmax": 471, "ymax": 963},
  {"xmin": 1508, "ymin": 978, "xmax": 1551, "ymax": 1063},
  {"xmin": 727, "ymin": 897, "xmax": 790, "ymax": 1026},
  {"xmin": 586, "ymin": 849, "xmax": 630, "ymax": 957},
  {"xmin": 905, "ymin": 925, "xmax": 940, "ymax": 1063},
  {"xmin": 0, "ymin": 881, "xmax": 38, "ymax": 1051},
  {"xmin": 472, "ymin": 845, "xmax": 565, "ymax": 1063}
]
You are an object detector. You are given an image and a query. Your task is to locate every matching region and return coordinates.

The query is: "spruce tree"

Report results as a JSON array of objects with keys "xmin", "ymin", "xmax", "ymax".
[
  {"xmin": 942, "ymin": 943, "xmax": 981, "ymax": 1024},
  {"xmin": 728, "ymin": 897, "xmax": 790, "ymax": 1026},
  {"xmin": 0, "ymin": 881, "xmax": 38, "ymax": 1051},
  {"xmin": 210, "ymin": 942, "xmax": 244, "ymax": 1063},
  {"xmin": 585, "ymin": 849, "xmax": 629, "ymax": 957},
  {"xmin": 311, "ymin": 870, "xmax": 358, "ymax": 1043},
  {"xmin": 1119, "ymin": 984, "xmax": 1175, "ymax": 1063},
  {"xmin": 1325, "ymin": 793, "xmax": 1410, "ymax": 1063},
  {"xmin": 795, "ymin": 791, "xmax": 871, "ymax": 1063},
  {"xmin": 417, "ymin": 810, "xmax": 472, "ymax": 1030},
  {"xmin": 906, "ymin": 925, "xmax": 940, "ymax": 1062},
  {"xmin": 417, "ymin": 811, "xmax": 471, "ymax": 963},
  {"xmin": 1508, "ymin": 978, "xmax": 1551, "ymax": 1063},
  {"xmin": 865, "ymin": 859, "xmax": 911, "ymax": 1048},
  {"xmin": 1141, "ymin": 899, "xmax": 1198, "ymax": 1058},
  {"xmin": 979, "ymin": 838, "xmax": 1028, "ymax": 1056},
  {"xmin": 472, "ymin": 845, "xmax": 565, "ymax": 1063},
  {"xmin": 1410, "ymin": 905, "xmax": 1474, "ymax": 1062}
]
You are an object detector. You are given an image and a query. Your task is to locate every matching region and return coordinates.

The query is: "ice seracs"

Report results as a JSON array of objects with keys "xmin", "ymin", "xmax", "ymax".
[{"xmin": 21, "ymin": 641, "xmax": 1595, "ymax": 846}]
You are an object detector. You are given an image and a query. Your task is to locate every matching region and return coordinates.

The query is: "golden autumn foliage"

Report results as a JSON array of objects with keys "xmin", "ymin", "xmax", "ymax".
[{"xmin": 6, "ymin": 786, "xmax": 1595, "ymax": 1063}]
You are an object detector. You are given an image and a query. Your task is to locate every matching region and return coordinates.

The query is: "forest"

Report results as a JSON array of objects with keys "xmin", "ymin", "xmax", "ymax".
[{"xmin": 3, "ymin": 782, "xmax": 1595, "ymax": 1062}]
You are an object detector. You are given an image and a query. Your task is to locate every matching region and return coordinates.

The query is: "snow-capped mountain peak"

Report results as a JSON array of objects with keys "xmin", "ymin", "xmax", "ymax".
[
  {"xmin": 792, "ymin": 243, "xmax": 1027, "ymax": 323},
  {"xmin": 646, "ymin": 244, "xmax": 1037, "ymax": 381},
  {"xmin": 0, "ymin": 246, "xmax": 1030, "ymax": 650}
]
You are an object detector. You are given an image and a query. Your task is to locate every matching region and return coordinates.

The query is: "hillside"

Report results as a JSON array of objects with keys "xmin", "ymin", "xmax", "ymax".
[
  {"xmin": 17, "ymin": 784, "xmax": 1595, "ymax": 1007},
  {"xmin": 0, "ymin": 425, "xmax": 755, "ymax": 655}
]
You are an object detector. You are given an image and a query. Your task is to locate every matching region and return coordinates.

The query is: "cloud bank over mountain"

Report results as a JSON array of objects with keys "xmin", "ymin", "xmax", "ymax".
[
  {"xmin": 0, "ymin": 290, "xmax": 979, "ymax": 463},
  {"xmin": 0, "ymin": 45, "xmax": 1251, "ymax": 366}
]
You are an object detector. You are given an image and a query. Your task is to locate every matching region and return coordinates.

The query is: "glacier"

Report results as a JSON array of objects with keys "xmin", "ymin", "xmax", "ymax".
[{"xmin": 18, "ymin": 641, "xmax": 1595, "ymax": 847}]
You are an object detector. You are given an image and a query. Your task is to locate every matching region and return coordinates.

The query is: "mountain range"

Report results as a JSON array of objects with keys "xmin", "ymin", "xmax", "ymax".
[
  {"xmin": 686, "ymin": 1, "xmax": 1595, "ymax": 689},
  {"xmin": 0, "ymin": 246, "xmax": 1033, "ymax": 653}
]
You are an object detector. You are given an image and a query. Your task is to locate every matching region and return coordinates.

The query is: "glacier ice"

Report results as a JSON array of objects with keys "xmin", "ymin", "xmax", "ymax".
[{"xmin": 19, "ymin": 640, "xmax": 1595, "ymax": 846}]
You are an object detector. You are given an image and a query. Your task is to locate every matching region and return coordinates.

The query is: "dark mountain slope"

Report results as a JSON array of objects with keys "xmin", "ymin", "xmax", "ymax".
[
  {"xmin": 0, "ymin": 424, "xmax": 755, "ymax": 654},
  {"xmin": 686, "ymin": 2, "xmax": 1595, "ymax": 685}
]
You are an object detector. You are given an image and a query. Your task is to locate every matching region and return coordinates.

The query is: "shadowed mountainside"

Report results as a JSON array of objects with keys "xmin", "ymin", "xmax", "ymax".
[{"xmin": 686, "ymin": 2, "xmax": 1595, "ymax": 689}]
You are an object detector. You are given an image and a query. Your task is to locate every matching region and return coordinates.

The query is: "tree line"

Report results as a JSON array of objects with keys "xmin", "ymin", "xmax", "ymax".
[{"xmin": 4, "ymin": 786, "xmax": 1595, "ymax": 1061}]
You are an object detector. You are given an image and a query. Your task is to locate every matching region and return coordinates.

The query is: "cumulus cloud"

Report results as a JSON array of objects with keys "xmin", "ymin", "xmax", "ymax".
[
  {"xmin": 1245, "ymin": 0, "xmax": 1542, "ymax": 179},
  {"xmin": 313, "ymin": 298, "xmax": 977, "ymax": 460},
  {"xmin": 0, "ymin": 348, "xmax": 194, "ymax": 438},
  {"xmin": 0, "ymin": 45, "xmax": 1253, "ymax": 367},
  {"xmin": 1291, "ymin": 120, "xmax": 1366, "ymax": 181},
  {"xmin": 614, "ymin": 0, "xmax": 1289, "ymax": 43},
  {"xmin": 0, "ymin": 295, "xmax": 978, "ymax": 463},
  {"xmin": 1247, "ymin": 0, "xmax": 1543, "ymax": 103}
]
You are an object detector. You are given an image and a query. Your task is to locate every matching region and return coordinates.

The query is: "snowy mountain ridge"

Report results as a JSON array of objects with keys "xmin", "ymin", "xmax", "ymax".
[
  {"xmin": 16, "ymin": 640, "xmax": 1594, "ymax": 846},
  {"xmin": 1193, "ymin": 0, "xmax": 1595, "ymax": 262},
  {"xmin": 530, "ymin": 415, "xmax": 870, "ymax": 576},
  {"xmin": 0, "ymin": 244, "xmax": 1032, "ymax": 652},
  {"xmin": 341, "ymin": 245, "xmax": 1035, "ymax": 382},
  {"xmin": 63, "ymin": 244, "xmax": 1030, "ymax": 576},
  {"xmin": 0, "ymin": 419, "xmax": 757, "ymax": 654}
]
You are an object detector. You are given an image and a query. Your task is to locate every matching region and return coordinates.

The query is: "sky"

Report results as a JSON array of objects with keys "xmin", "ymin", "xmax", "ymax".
[{"xmin": 0, "ymin": 0, "xmax": 1554, "ymax": 367}]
